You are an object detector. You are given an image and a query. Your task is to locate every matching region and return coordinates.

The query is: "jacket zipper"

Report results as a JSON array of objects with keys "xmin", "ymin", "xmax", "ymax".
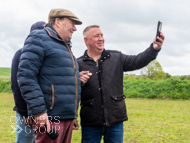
[
  {"xmin": 64, "ymin": 43, "xmax": 78, "ymax": 119},
  {"xmin": 50, "ymin": 84, "xmax": 55, "ymax": 109},
  {"xmin": 45, "ymin": 27, "xmax": 78, "ymax": 118},
  {"xmin": 98, "ymin": 58, "xmax": 109, "ymax": 126}
]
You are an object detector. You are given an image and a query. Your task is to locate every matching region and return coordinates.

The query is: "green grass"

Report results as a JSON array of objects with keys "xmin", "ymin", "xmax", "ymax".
[
  {"xmin": 0, "ymin": 68, "xmax": 11, "ymax": 79},
  {"xmin": 0, "ymin": 93, "xmax": 15, "ymax": 143},
  {"xmin": 124, "ymin": 99, "xmax": 190, "ymax": 143},
  {"xmin": 1, "ymin": 93, "xmax": 190, "ymax": 143}
]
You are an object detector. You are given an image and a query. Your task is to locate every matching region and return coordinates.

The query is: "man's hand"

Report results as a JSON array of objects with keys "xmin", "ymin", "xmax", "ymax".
[
  {"xmin": 153, "ymin": 31, "xmax": 165, "ymax": 50},
  {"xmin": 35, "ymin": 112, "xmax": 51, "ymax": 132},
  {"xmin": 23, "ymin": 117, "xmax": 33, "ymax": 128},
  {"xmin": 73, "ymin": 119, "xmax": 79, "ymax": 130},
  {"xmin": 80, "ymin": 71, "xmax": 92, "ymax": 84}
]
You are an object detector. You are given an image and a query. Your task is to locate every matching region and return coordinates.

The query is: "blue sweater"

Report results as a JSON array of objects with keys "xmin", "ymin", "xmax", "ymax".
[{"xmin": 17, "ymin": 25, "xmax": 81, "ymax": 120}]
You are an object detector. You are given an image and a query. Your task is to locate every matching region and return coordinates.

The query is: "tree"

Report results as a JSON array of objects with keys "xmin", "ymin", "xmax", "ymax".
[{"xmin": 140, "ymin": 60, "xmax": 166, "ymax": 80}]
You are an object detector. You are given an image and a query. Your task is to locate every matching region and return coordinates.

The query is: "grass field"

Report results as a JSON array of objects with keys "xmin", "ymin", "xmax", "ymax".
[
  {"xmin": 0, "ymin": 68, "xmax": 11, "ymax": 79},
  {"xmin": 0, "ymin": 93, "xmax": 189, "ymax": 143}
]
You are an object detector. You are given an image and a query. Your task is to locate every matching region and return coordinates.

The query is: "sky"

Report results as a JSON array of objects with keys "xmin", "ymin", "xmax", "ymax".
[{"xmin": 0, "ymin": 0, "xmax": 190, "ymax": 76}]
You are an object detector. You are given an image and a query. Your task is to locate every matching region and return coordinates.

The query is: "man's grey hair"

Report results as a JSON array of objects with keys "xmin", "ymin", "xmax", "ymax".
[
  {"xmin": 83, "ymin": 25, "xmax": 100, "ymax": 37},
  {"xmin": 48, "ymin": 17, "xmax": 65, "ymax": 26}
]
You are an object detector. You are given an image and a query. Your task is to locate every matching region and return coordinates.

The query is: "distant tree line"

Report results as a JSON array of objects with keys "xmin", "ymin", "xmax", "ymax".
[{"xmin": 123, "ymin": 60, "xmax": 190, "ymax": 99}]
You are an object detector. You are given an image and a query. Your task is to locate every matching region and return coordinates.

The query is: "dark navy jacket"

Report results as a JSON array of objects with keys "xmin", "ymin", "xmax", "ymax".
[
  {"xmin": 11, "ymin": 49, "xmax": 28, "ymax": 117},
  {"xmin": 17, "ymin": 25, "xmax": 81, "ymax": 120}
]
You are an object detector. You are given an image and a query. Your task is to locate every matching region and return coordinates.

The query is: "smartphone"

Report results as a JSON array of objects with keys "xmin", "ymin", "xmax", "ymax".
[{"xmin": 156, "ymin": 21, "xmax": 162, "ymax": 42}]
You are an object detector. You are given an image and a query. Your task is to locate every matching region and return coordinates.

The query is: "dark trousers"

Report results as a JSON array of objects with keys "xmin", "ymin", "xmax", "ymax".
[{"xmin": 82, "ymin": 122, "xmax": 123, "ymax": 143}]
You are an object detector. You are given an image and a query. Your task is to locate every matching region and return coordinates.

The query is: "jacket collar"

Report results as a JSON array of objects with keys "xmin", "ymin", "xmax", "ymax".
[
  {"xmin": 83, "ymin": 49, "xmax": 111, "ymax": 62},
  {"xmin": 45, "ymin": 24, "xmax": 63, "ymax": 41},
  {"xmin": 45, "ymin": 24, "xmax": 72, "ymax": 48}
]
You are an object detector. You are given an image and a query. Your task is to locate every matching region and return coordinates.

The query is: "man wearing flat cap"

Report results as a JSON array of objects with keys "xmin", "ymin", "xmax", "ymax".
[{"xmin": 17, "ymin": 8, "xmax": 84, "ymax": 143}]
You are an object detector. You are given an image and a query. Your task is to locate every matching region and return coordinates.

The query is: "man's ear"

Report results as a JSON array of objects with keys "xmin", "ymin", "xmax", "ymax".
[
  {"xmin": 54, "ymin": 18, "xmax": 61, "ymax": 28},
  {"xmin": 84, "ymin": 38, "xmax": 88, "ymax": 46}
]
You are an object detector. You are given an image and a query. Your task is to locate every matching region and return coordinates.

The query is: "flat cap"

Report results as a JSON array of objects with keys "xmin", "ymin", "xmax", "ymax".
[{"xmin": 48, "ymin": 8, "xmax": 82, "ymax": 25}]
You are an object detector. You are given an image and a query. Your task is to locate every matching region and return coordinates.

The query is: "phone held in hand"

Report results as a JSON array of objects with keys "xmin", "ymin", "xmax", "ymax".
[{"xmin": 156, "ymin": 21, "xmax": 162, "ymax": 42}]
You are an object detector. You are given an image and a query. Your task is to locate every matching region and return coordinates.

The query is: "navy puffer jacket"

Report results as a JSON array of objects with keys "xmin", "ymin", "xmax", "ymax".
[{"xmin": 17, "ymin": 25, "xmax": 81, "ymax": 120}]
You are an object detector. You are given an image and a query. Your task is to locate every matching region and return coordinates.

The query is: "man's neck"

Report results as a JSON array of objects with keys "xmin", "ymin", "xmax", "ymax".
[{"xmin": 87, "ymin": 50, "xmax": 101, "ymax": 62}]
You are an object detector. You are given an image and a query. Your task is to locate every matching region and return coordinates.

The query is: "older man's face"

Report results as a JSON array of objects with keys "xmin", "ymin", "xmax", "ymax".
[{"xmin": 58, "ymin": 17, "xmax": 77, "ymax": 42}]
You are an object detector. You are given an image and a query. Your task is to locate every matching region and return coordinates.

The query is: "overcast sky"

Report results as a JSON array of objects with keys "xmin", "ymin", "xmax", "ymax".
[{"xmin": 0, "ymin": 0, "xmax": 190, "ymax": 75}]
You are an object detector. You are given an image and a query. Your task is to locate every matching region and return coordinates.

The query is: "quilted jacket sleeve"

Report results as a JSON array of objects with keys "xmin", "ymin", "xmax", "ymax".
[
  {"xmin": 121, "ymin": 43, "xmax": 160, "ymax": 71},
  {"xmin": 17, "ymin": 32, "xmax": 47, "ymax": 116}
]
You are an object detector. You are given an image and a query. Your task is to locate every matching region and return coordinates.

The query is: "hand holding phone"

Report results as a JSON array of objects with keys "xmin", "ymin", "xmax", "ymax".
[{"xmin": 156, "ymin": 21, "xmax": 162, "ymax": 42}]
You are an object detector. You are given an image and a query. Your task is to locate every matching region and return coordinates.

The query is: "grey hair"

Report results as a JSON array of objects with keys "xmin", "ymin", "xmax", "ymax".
[
  {"xmin": 83, "ymin": 25, "xmax": 100, "ymax": 36},
  {"xmin": 48, "ymin": 17, "xmax": 65, "ymax": 26}
]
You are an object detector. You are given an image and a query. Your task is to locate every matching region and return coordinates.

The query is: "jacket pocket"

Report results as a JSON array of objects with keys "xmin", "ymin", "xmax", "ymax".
[
  {"xmin": 111, "ymin": 94, "xmax": 126, "ymax": 119},
  {"xmin": 80, "ymin": 99, "xmax": 100, "ymax": 123},
  {"xmin": 50, "ymin": 84, "xmax": 55, "ymax": 110},
  {"xmin": 111, "ymin": 94, "xmax": 126, "ymax": 102},
  {"xmin": 81, "ymin": 99, "xmax": 94, "ymax": 107}
]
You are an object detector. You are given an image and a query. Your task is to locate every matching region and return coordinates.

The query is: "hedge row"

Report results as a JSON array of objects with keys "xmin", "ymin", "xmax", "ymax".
[
  {"xmin": 1, "ymin": 78, "xmax": 190, "ymax": 99},
  {"xmin": 0, "ymin": 79, "xmax": 11, "ymax": 92},
  {"xmin": 123, "ymin": 78, "xmax": 190, "ymax": 99}
]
